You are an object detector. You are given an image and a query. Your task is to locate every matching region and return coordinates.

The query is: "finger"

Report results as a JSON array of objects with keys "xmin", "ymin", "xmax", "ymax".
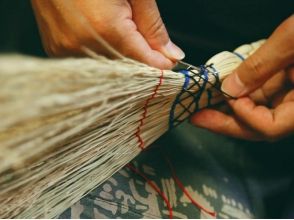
[
  {"xmin": 84, "ymin": 0, "xmax": 176, "ymax": 69},
  {"xmin": 33, "ymin": 0, "xmax": 176, "ymax": 69},
  {"xmin": 270, "ymin": 89, "xmax": 292, "ymax": 108},
  {"xmin": 129, "ymin": 0, "xmax": 185, "ymax": 61},
  {"xmin": 282, "ymin": 89, "xmax": 294, "ymax": 102},
  {"xmin": 228, "ymin": 97, "xmax": 294, "ymax": 139},
  {"xmin": 222, "ymin": 15, "xmax": 294, "ymax": 97},
  {"xmin": 248, "ymin": 70, "xmax": 286, "ymax": 105},
  {"xmin": 191, "ymin": 109, "xmax": 263, "ymax": 140},
  {"xmin": 116, "ymin": 23, "xmax": 175, "ymax": 69},
  {"xmin": 79, "ymin": 0, "xmax": 176, "ymax": 69},
  {"xmin": 84, "ymin": 5, "xmax": 176, "ymax": 69}
]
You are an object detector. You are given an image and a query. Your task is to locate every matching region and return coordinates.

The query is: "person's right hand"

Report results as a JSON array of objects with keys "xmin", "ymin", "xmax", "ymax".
[
  {"xmin": 192, "ymin": 15, "xmax": 294, "ymax": 141},
  {"xmin": 31, "ymin": 0, "xmax": 185, "ymax": 69}
]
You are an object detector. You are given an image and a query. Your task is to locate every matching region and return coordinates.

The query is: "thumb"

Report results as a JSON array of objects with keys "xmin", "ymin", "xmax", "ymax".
[
  {"xmin": 129, "ymin": 0, "xmax": 185, "ymax": 61},
  {"xmin": 222, "ymin": 15, "xmax": 294, "ymax": 97}
]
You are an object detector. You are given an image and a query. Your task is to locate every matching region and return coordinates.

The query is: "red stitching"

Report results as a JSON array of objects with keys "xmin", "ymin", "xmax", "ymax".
[
  {"xmin": 126, "ymin": 163, "xmax": 173, "ymax": 219},
  {"xmin": 135, "ymin": 70, "xmax": 164, "ymax": 150},
  {"xmin": 165, "ymin": 156, "xmax": 217, "ymax": 217},
  {"xmin": 132, "ymin": 68, "xmax": 215, "ymax": 218}
]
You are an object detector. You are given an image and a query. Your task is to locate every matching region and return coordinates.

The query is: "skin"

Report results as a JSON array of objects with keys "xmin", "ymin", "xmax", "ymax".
[
  {"xmin": 31, "ymin": 1, "xmax": 293, "ymax": 141},
  {"xmin": 31, "ymin": 0, "xmax": 185, "ymax": 69},
  {"xmin": 192, "ymin": 15, "xmax": 294, "ymax": 141}
]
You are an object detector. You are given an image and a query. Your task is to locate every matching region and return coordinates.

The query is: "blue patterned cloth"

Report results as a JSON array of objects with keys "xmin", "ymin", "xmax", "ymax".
[
  {"xmin": 61, "ymin": 122, "xmax": 293, "ymax": 219},
  {"xmin": 0, "ymin": 1, "xmax": 293, "ymax": 218}
]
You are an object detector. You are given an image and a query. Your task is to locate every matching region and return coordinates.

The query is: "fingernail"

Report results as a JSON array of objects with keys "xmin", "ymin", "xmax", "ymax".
[
  {"xmin": 221, "ymin": 73, "xmax": 247, "ymax": 97},
  {"xmin": 163, "ymin": 41, "xmax": 185, "ymax": 61}
]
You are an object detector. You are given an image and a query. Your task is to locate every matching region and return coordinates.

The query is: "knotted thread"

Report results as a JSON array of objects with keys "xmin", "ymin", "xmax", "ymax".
[{"xmin": 169, "ymin": 64, "xmax": 220, "ymax": 129}]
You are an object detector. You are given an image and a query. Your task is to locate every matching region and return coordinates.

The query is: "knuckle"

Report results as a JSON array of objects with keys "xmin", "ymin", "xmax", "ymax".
[
  {"xmin": 242, "ymin": 56, "xmax": 265, "ymax": 84},
  {"xmin": 45, "ymin": 37, "xmax": 80, "ymax": 56},
  {"xmin": 245, "ymin": 56, "xmax": 264, "ymax": 76},
  {"xmin": 145, "ymin": 16, "xmax": 168, "ymax": 44}
]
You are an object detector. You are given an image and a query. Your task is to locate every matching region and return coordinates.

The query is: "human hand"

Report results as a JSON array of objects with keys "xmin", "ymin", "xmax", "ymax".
[
  {"xmin": 31, "ymin": 0, "xmax": 185, "ymax": 69},
  {"xmin": 192, "ymin": 15, "xmax": 294, "ymax": 141}
]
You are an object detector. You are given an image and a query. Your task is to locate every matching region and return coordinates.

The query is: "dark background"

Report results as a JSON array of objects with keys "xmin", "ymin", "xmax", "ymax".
[
  {"xmin": 0, "ymin": 0, "xmax": 293, "ymax": 218},
  {"xmin": 158, "ymin": 0, "xmax": 294, "ymax": 64},
  {"xmin": 1, "ymin": 0, "xmax": 293, "ymax": 63}
]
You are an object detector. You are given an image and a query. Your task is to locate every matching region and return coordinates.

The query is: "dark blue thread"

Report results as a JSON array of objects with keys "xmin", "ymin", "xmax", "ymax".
[
  {"xmin": 172, "ymin": 73, "xmax": 201, "ymax": 124},
  {"xmin": 169, "ymin": 70, "xmax": 190, "ymax": 130},
  {"xmin": 192, "ymin": 65, "xmax": 208, "ymax": 111},
  {"xmin": 209, "ymin": 65, "xmax": 220, "ymax": 86},
  {"xmin": 179, "ymin": 70, "xmax": 190, "ymax": 90},
  {"xmin": 206, "ymin": 65, "xmax": 220, "ymax": 107},
  {"xmin": 233, "ymin": 52, "xmax": 245, "ymax": 61},
  {"xmin": 169, "ymin": 65, "xmax": 220, "ymax": 129}
]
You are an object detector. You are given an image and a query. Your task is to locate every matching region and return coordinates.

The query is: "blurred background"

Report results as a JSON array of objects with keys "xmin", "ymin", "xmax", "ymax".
[{"xmin": 0, "ymin": 0, "xmax": 293, "ymax": 218}]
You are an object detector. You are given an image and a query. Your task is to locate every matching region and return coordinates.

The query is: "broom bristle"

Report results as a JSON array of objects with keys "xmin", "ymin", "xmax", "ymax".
[{"xmin": 0, "ymin": 40, "xmax": 265, "ymax": 218}]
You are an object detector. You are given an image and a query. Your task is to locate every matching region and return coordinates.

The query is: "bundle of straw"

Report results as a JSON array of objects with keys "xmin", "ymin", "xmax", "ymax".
[{"xmin": 0, "ymin": 39, "xmax": 264, "ymax": 218}]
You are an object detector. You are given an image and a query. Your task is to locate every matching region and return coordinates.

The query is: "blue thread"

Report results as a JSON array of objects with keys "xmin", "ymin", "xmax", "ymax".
[
  {"xmin": 193, "ymin": 65, "xmax": 208, "ymax": 110},
  {"xmin": 179, "ymin": 70, "xmax": 190, "ymax": 90},
  {"xmin": 233, "ymin": 52, "xmax": 245, "ymax": 61},
  {"xmin": 200, "ymin": 65, "xmax": 209, "ymax": 83},
  {"xmin": 169, "ymin": 65, "xmax": 221, "ymax": 129},
  {"xmin": 169, "ymin": 70, "xmax": 190, "ymax": 130},
  {"xmin": 206, "ymin": 65, "xmax": 220, "ymax": 106},
  {"xmin": 209, "ymin": 65, "xmax": 220, "ymax": 86}
]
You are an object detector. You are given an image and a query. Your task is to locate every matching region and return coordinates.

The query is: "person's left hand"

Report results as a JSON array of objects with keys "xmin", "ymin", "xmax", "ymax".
[{"xmin": 31, "ymin": 0, "xmax": 184, "ymax": 69}]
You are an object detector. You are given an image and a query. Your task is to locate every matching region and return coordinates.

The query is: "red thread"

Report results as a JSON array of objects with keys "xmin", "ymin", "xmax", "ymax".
[
  {"xmin": 126, "ymin": 163, "xmax": 173, "ymax": 219},
  {"xmin": 132, "ymin": 69, "xmax": 215, "ymax": 218},
  {"xmin": 165, "ymin": 157, "xmax": 217, "ymax": 218},
  {"xmin": 135, "ymin": 70, "xmax": 164, "ymax": 150}
]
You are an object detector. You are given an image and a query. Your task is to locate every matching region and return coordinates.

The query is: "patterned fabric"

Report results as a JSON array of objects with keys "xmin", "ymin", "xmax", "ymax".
[
  {"xmin": 59, "ymin": 122, "xmax": 262, "ymax": 219},
  {"xmin": 0, "ymin": 2, "xmax": 292, "ymax": 218}
]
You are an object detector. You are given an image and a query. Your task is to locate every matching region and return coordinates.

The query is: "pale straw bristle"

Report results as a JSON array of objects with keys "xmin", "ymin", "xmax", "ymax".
[{"xmin": 0, "ymin": 40, "xmax": 265, "ymax": 218}]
